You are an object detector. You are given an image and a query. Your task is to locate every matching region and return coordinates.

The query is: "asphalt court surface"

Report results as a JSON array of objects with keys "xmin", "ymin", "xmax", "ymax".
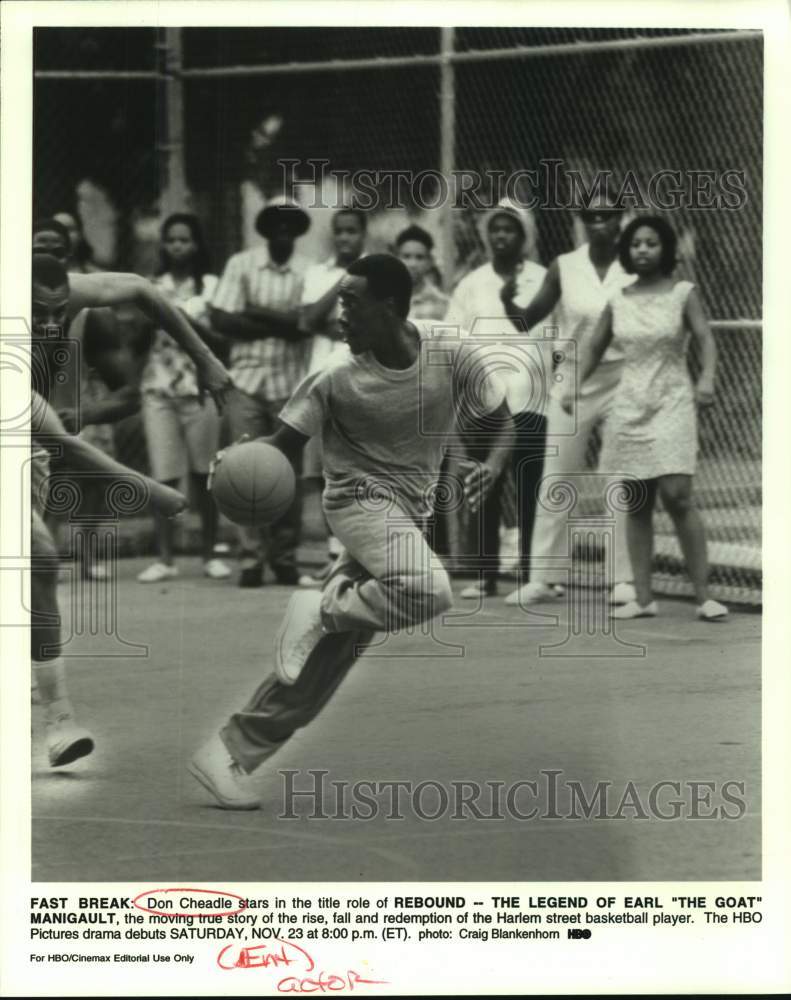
[{"xmin": 32, "ymin": 558, "xmax": 761, "ymax": 883}]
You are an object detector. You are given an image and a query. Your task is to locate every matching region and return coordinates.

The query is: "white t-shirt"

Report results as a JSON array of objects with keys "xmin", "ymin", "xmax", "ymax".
[
  {"xmin": 445, "ymin": 260, "xmax": 552, "ymax": 416},
  {"xmin": 300, "ymin": 258, "xmax": 350, "ymax": 374},
  {"xmin": 280, "ymin": 320, "xmax": 506, "ymax": 519}
]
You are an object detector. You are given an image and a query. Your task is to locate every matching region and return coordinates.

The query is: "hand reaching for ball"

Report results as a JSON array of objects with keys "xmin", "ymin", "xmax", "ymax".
[{"xmin": 147, "ymin": 482, "xmax": 188, "ymax": 519}]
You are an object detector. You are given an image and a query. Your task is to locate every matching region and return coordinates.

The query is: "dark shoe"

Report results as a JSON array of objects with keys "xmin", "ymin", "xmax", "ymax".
[
  {"xmin": 272, "ymin": 567, "xmax": 300, "ymax": 586},
  {"xmin": 238, "ymin": 564, "xmax": 264, "ymax": 588}
]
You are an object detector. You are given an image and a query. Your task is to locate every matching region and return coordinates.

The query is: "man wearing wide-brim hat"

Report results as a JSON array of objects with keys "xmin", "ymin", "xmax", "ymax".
[
  {"xmin": 210, "ymin": 196, "xmax": 314, "ymax": 588},
  {"xmin": 254, "ymin": 196, "xmax": 312, "ymax": 240}
]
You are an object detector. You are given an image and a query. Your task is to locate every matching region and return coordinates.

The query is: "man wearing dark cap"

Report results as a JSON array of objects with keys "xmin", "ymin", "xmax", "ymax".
[{"xmin": 210, "ymin": 196, "xmax": 313, "ymax": 587}]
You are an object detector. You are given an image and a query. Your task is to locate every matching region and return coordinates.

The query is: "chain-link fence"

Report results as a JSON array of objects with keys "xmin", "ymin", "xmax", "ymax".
[{"xmin": 34, "ymin": 26, "xmax": 763, "ymax": 603}]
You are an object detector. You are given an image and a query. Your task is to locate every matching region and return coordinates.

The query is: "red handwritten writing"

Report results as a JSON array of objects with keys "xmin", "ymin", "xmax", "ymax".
[
  {"xmin": 277, "ymin": 970, "xmax": 389, "ymax": 993},
  {"xmin": 217, "ymin": 939, "xmax": 314, "ymax": 972},
  {"xmin": 217, "ymin": 938, "xmax": 387, "ymax": 991}
]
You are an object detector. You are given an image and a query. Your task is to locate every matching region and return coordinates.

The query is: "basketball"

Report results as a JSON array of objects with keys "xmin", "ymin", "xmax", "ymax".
[{"xmin": 211, "ymin": 441, "xmax": 296, "ymax": 526}]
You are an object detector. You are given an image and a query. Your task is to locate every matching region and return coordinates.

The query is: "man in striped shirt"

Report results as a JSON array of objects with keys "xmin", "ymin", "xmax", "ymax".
[{"xmin": 210, "ymin": 197, "xmax": 313, "ymax": 588}]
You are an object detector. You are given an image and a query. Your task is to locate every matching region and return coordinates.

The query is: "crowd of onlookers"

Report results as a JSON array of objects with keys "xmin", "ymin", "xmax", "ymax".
[
  {"xmin": 32, "ymin": 190, "xmax": 728, "ymax": 620},
  {"xmin": 34, "ymin": 198, "xmax": 532, "ymax": 592}
]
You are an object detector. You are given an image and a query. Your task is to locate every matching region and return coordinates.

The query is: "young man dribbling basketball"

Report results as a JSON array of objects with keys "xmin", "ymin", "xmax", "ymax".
[{"xmin": 190, "ymin": 254, "xmax": 514, "ymax": 809}]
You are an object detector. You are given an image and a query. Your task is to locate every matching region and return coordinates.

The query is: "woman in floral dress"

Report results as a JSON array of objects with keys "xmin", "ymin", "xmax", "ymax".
[
  {"xmin": 137, "ymin": 214, "xmax": 230, "ymax": 583},
  {"xmin": 565, "ymin": 215, "xmax": 727, "ymax": 621}
]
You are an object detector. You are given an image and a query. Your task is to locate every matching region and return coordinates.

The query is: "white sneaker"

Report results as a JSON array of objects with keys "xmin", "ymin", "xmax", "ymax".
[
  {"xmin": 188, "ymin": 734, "xmax": 261, "ymax": 810},
  {"xmin": 504, "ymin": 581, "xmax": 566, "ymax": 607},
  {"xmin": 84, "ymin": 563, "xmax": 109, "ymax": 582},
  {"xmin": 275, "ymin": 590, "xmax": 325, "ymax": 686},
  {"xmin": 137, "ymin": 561, "xmax": 178, "ymax": 584},
  {"xmin": 610, "ymin": 600, "xmax": 658, "ymax": 619},
  {"xmin": 204, "ymin": 558, "xmax": 232, "ymax": 580},
  {"xmin": 46, "ymin": 711, "xmax": 94, "ymax": 767},
  {"xmin": 696, "ymin": 599, "xmax": 728, "ymax": 621},
  {"xmin": 609, "ymin": 581, "xmax": 637, "ymax": 605},
  {"xmin": 460, "ymin": 580, "xmax": 497, "ymax": 599}
]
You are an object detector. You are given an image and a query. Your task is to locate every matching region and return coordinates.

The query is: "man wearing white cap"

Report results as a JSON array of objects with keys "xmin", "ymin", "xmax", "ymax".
[
  {"xmin": 210, "ymin": 196, "xmax": 314, "ymax": 588},
  {"xmin": 445, "ymin": 197, "xmax": 551, "ymax": 598}
]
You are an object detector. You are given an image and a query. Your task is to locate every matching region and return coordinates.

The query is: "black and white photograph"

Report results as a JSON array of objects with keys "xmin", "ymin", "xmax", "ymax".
[{"xmin": 1, "ymin": 1, "xmax": 789, "ymax": 996}]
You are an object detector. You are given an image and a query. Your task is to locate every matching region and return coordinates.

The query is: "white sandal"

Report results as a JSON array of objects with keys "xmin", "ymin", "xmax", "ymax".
[{"xmin": 696, "ymin": 599, "xmax": 728, "ymax": 621}]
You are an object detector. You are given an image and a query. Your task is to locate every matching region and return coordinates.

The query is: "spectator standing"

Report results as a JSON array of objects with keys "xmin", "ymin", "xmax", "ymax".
[
  {"xmin": 568, "ymin": 216, "xmax": 726, "ymax": 621},
  {"xmin": 501, "ymin": 194, "xmax": 636, "ymax": 606},
  {"xmin": 396, "ymin": 224, "xmax": 449, "ymax": 321},
  {"xmin": 210, "ymin": 196, "xmax": 313, "ymax": 588},
  {"xmin": 137, "ymin": 213, "xmax": 230, "ymax": 583},
  {"xmin": 298, "ymin": 208, "xmax": 367, "ymax": 581},
  {"xmin": 52, "ymin": 210, "xmax": 102, "ymax": 274},
  {"xmin": 445, "ymin": 197, "xmax": 549, "ymax": 598}
]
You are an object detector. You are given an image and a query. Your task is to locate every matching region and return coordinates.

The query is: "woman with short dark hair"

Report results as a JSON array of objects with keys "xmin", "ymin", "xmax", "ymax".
[{"xmin": 566, "ymin": 215, "xmax": 726, "ymax": 621}]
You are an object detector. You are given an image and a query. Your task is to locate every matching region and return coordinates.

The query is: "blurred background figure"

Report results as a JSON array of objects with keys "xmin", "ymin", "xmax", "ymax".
[
  {"xmin": 298, "ymin": 207, "xmax": 367, "ymax": 583},
  {"xmin": 137, "ymin": 213, "xmax": 230, "ymax": 583},
  {"xmin": 210, "ymin": 196, "xmax": 313, "ymax": 588},
  {"xmin": 53, "ymin": 210, "xmax": 102, "ymax": 274},
  {"xmin": 301, "ymin": 207, "xmax": 366, "ymax": 369},
  {"xmin": 32, "ymin": 216, "xmax": 72, "ymax": 263},
  {"xmin": 396, "ymin": 224, "xmax": 449, "ymax": 321},
  {"xmin": 445, "ymin": 198, "xmax": 548, "ymax": 599},
  {"xmin": 501, "ymin": 195, "xmax": 636, "ymax": 607},
  {"xmin": 33, "ymin": 217, "xmax": 144, "ymax": 582}
]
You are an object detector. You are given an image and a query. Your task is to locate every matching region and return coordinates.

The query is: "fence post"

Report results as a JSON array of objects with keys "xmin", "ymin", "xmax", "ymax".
[
  {"xmin": 439, "ymin": 27, "xmax": 456, "ymax": 292},
  {"xmin": 157, "ymin": 27, "xmax": 189, "ymax": 216}
]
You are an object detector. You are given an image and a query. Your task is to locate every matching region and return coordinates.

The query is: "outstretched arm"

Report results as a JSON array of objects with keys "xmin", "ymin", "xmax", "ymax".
[
  {"xmin": 501, "ymin": 258, "xmax": 562, "ymax": 332},
  {"xmin": 32, "ymin": 391, "xmax": 187, "ymax": 518},
  {"xmin": 69, "ymin": 272, "xmax": 232, "ymax": 410},
  {"xmin": 684, "ymin": 287, "xmax": 717, "ymax": 407}
]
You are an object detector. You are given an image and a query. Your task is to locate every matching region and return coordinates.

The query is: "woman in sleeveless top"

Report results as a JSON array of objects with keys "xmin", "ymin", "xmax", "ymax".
[
  {"xmin": 567, "ymin": 216, "xmax": 727, "ymax": 621},
  {"xmin": 137, "ymin": 213, "xmax": 230, "ymax": 584},
  {"xmin": 501, "ymin": 197, "xmax": 636, "ymax": 607}
]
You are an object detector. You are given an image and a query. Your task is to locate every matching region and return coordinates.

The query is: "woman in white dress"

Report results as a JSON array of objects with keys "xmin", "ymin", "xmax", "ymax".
[{"xmin": 567, "ymin": 215, "xmax": 727, "ymax": 621}]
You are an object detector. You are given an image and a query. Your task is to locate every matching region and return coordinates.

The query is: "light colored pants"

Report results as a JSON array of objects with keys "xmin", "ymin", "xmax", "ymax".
[
  {"xmin": 141, "ymin": 393, "xmax": 221, "ymax": 482},
  {"xmin": 320, "ymin": 501, "xmax": 453, "ymax": 632},
  {"xmin": 222, "ymin": 500, "xmax": 453, "ymax": 772},
  {"xmin": 530, "ymin": 365, "xmax": 633, "ymax": 585}
]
